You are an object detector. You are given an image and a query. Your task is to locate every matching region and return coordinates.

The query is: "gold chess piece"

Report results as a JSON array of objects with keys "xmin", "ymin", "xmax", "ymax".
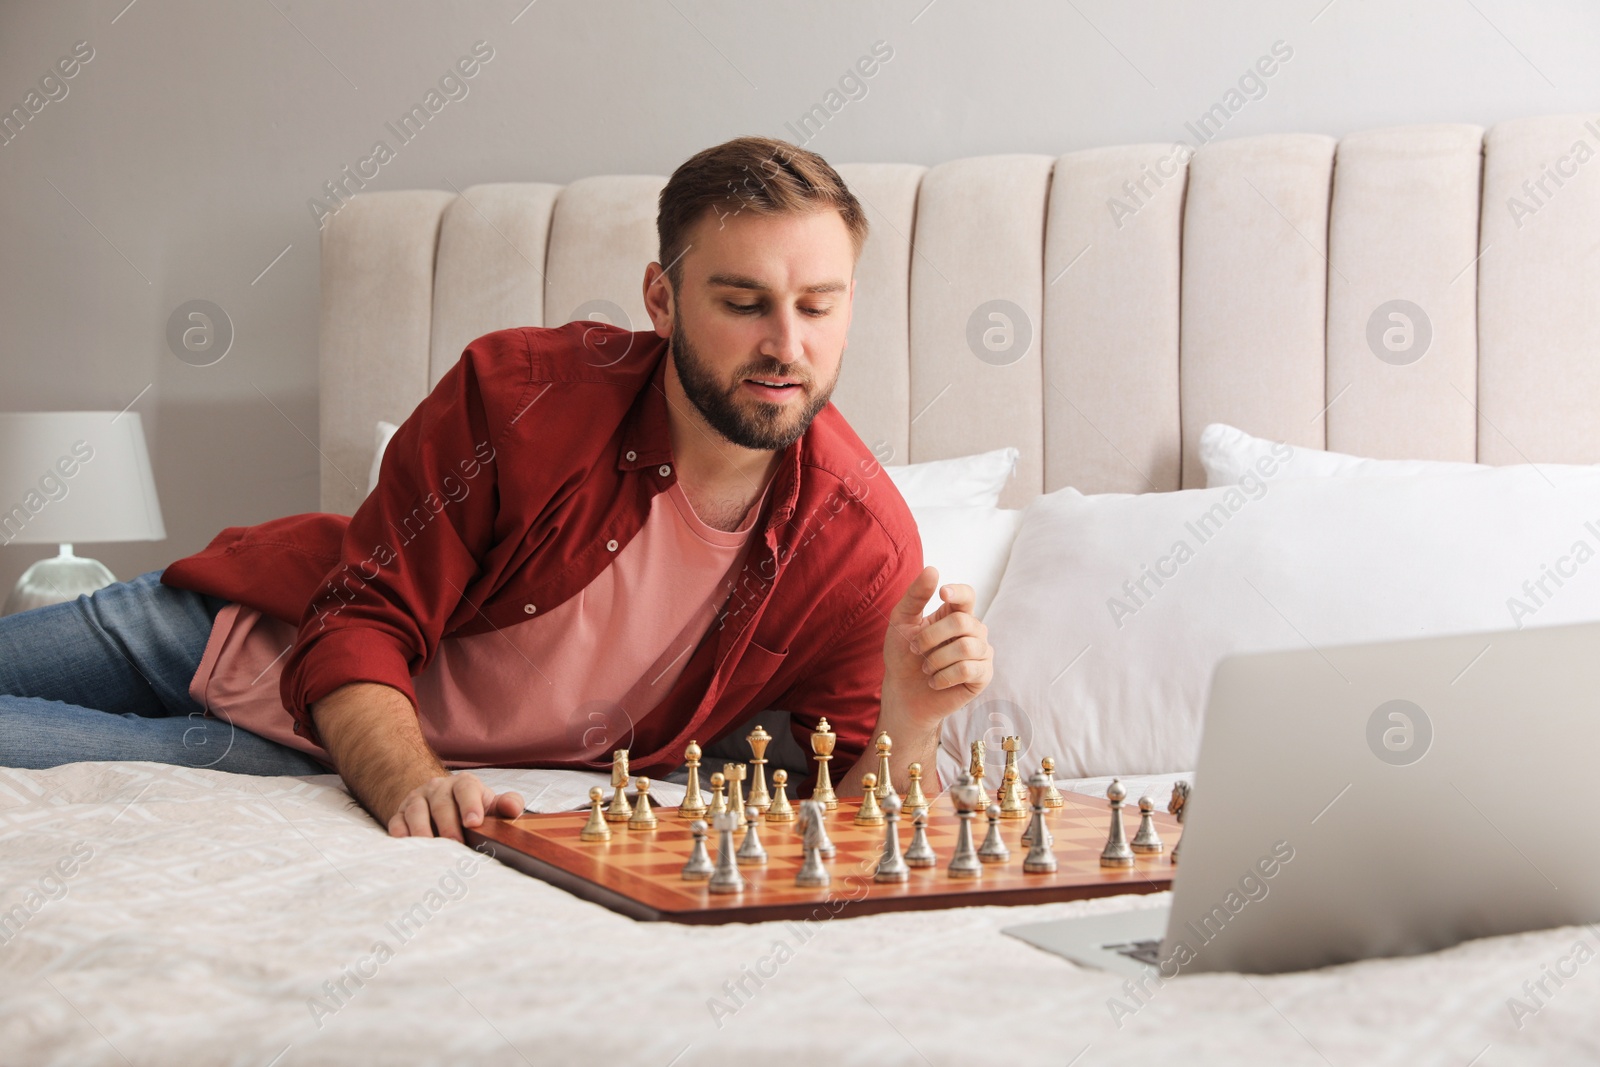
[
  {"xmin": 998, "ymin": 765, "xmax": 1028, "ymax": 819},
  {"xmin": 903, "ymin": 762, "xmax": 929, "ymax": 818},
  {"xmin": 725, "ymin": 763, "xmax": 747, "ymax": 829},
  {"xmin": 811, "ymin": 718, "xmax": 839, "ymax": 810},
  {"xmin": 1040, "ymin": 756, "xmax": 1065, "ymax": 808},
  {"xmin": 969, "ymin": 740, "xmax": 992, "ymax": 809},
  {"xmin": 678, "ymin": 740, "xmax": 707, "ymax": 819},
  {"xmin": 628, "ymin": 776, "xmax": 658, "ymax": 830},
  {"xmin": 746, "ymin": 725, "xmax": 772, "ymax": 812},
  {"xmin": 765, "ymin": 769, "xmax": 796, "ymax": 822},
  {"xmin": 605, "ymin": 749, "xmax": 634, "ymax": 823},
  {"xmin": 580, "ymin": 786, "xmax": 611, "ymax": 842},
  {"xmin": 708, "ymin": 771, "xmax": 728, "ymax": 818},
  {"xmin": 1000, "ymin": 736, "xmax": 1026, "ymax": 810},
  {"xmin": 873, "ymin": 732, "xmax": 894, "ymax": 800},
  {"xmin": 855, "ymin": 773, "xmax": 886, "ymax": 826}
]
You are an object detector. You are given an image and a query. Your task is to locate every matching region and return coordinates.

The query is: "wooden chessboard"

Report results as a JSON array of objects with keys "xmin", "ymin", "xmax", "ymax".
[{"xmin": 465, "ymin": 789, "xmax": 1182, "ymax": 925}]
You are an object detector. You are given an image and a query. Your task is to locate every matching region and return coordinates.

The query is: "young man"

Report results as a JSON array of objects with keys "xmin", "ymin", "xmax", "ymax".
[{"xmin": 0, "ymin": 136, "xmax": 994, "ymax": 841}]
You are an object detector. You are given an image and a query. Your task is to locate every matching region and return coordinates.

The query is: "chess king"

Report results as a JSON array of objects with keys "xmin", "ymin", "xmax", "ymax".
[{"xmin": 0, "ymin": 135, "xmax": 996, "ymax": 842}]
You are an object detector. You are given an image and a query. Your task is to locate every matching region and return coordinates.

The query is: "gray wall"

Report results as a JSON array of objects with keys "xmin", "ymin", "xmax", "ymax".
[{"xmin": 2, "ymin": 0, "xmax": 1597, "ymax": 597}]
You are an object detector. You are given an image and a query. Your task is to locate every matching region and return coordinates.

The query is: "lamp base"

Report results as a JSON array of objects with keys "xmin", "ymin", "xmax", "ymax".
[{"xmin": 3, "ymin": 545, "xmax": 117, "ymax": 616}]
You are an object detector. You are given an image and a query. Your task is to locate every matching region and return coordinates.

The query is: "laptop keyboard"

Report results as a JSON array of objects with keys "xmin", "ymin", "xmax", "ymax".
[{"xmin": 1102, "ymin": 938, "xmax": 1163, "ymax": 966}]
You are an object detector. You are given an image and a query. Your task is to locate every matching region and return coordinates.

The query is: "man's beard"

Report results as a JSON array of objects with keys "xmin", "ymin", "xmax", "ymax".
[{"xmin": 670, "ymin": 316, "xmax": 836, "ymax": 452}]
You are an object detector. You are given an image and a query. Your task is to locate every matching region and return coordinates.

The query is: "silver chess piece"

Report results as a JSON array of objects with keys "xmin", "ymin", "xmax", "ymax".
[
  {"xmin": 947, "ymin": 770, "xmax": 983, "ymax": 879},
  {"xmin": 1131, "ymin": 795, "xmax": 1164, "ymax": 854},
  {"xmin": 681, "ymin": 819, "xmax": 714, "ymax": 880},
  {"xmin": 708, "ymin": 809, "xmax": 745, "ymax": 894},
  {"xmin": 1100, "ymin": 778, "xmax": 1135, "ymax": 868},
  {"xmin": 736, "ymin": 804, "xmax": 768, "ymax": 864},
  {"xmin": 1022, "ymin": 770, "xmax": 1058, "ymax": 873},
  {"xmin": 875, "ymin": 793, "xmax": 910, "ymax": 883},
  {"xmin": 1020, "ymin": 796, "xmax": 1053, "ymax": 848},
  {"xmin": 905, "ymin": 807, "xmax": 936, "ymax": 868},
  {"xmin": 1169, "ymin": 780, "xmax": 1190, "ymax": 865},
  {"xmin": 979, "ymin": 803, "xmax": 1010, "ymax": 864},
  {"xmin": 795, "ymin": 799, "xmax": 831, "ymax": 888}
]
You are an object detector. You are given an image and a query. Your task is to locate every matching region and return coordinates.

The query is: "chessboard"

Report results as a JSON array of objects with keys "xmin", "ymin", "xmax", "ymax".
[{"xmin": 465, "ymin": 788, "xmax": 1182, "ymax": 925}]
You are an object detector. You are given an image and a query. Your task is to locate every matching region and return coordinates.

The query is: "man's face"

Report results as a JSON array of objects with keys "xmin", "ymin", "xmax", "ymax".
[{"xmin": 662, "ymin": 207, "xmax": 855, "ymax": 452}]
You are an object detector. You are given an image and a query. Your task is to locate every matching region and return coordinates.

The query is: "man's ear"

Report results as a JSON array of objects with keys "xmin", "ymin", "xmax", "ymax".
[{"xmin": 642, "ymin": 262, "xmax": 674, "ymax": 339}]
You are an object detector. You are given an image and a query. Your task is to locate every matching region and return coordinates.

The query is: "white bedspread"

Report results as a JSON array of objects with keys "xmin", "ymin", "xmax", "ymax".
[{"xmin": 1, "ymin": 762, "xmax": 1594, "ymax": 1066}]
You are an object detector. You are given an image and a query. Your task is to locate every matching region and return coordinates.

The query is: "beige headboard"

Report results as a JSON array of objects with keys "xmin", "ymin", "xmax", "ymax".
[{"xmin": 318, "ymin": 115, "xmax": 1600, "ymax": 517}]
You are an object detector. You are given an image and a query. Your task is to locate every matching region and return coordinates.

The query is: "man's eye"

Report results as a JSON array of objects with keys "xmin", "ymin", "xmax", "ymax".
[
  {"xmin": 802, "ymin": 306, "xmax": 831, "ymax": 317},
  {"xmin": 727, "ymin": 302, "xmax": 760, "ymax": 313}
]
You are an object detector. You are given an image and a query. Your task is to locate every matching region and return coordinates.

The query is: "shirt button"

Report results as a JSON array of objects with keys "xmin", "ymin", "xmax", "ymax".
[
  {"xmin": 625, "ymin": 450, "xmax": 637, "ymax": 461},
  {"xmin": 523, "ymin": 603, "xmax": 537, "ymax": 614},
  {"xmin": 606, "ymin": 539, "xmax": 619, "ymax": 551},
  {"xmin": 659, "ymin": 464, "xmax": 671, "ymax": 477}
]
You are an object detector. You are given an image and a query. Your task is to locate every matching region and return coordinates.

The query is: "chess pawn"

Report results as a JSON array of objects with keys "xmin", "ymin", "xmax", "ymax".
[
  {"xmin": 678, "ymin": 740, "xmax": 708, "ymax": 819},
  {"xmin": 855, "ymin": 773, "xmax": 886, "ymax": 826},
  {"xmin": 681, "ymin": 820, "xmax": 713, "ymax": 880},
  {"xmin": 946, "ymin": 770, "xmax": 983, "ymax": 879},
  {"xmin": 725, "ymin": 763, "xmax": 748, "ymax": 830},
  {"xmin": 810, "ymin": 718, "xmax": 839, "ymax": 810},
  {"xmin": 874, "ymin": 794, "xmax": 910, "ymax": 883},
  {"xmin": 1020, "ymin": 803, "xmax": 1053, "ymax": 849},
  {"xmin": 628, "ymin": 777, "xmax": 659, "ymax": 830},
  {"xmin": 969, "ymin": 740, "xmax": 992, "ymax": 809},
  {"xmin": 746, "ymin": 725, "xmax": 772, "ymax": 812},
  {"xmin": 1023, "ymin": 771, "xmax": 1059, "ymax": 873},
  {"xmin": 736, "ymin": 805, "xmax": 768, "ymax": 864},
  {"xmin": 707, "ymin": 771, "xmax": 728, "ymax": 818},
  {"xmin": 794, "ymin": 800, "xmax": 831, "ymax": 888},
  {"xmin": 580, "ymin": 786, "xmax": 612, "ymax": 842},
  {"xmin": 978, "ymin": 803, "xmax": 1010, "ymax": 863},
  {"xmin": 605, "ymin": 749, "xmax": 634, "ymax": 823},
  {"xmin": 873, "ymin": 732, "xmax": 894, "ymax": 800},
  {"xmin": 1040, "ymin": 756, "xmax": 1066, "ymax": 808},
  {"xmin": 707, "ymin": 810, "xmax": 745, "ymax": 894},
  {"xmin": 902, "ymin": 762, "xmax": 929, "ymax": 819},
  {"xmin": 1131, "ymin": 795, "xmax": 1164, "ymax": 854},
  {"xmin": 998, "ymin": 766, "xmax": 1028, "ymax": 820},
  {"xmin": 765, "ymin": 769, "xmax": 796, "ymax": 823},
  {"xmin": 905, "ymin": 808, "xmax": 936, "ymax": 868},
  {"xmin": 1099, "ymin": 779, "xmax": 1134, "ymax": 868}
]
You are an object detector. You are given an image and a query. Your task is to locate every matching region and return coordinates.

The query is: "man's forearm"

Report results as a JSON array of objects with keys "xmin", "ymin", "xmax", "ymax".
[
  {"xmin": 311, "ymin": 682, "xmax": 447, "ymax": 824},
  {"xmin": 834, "ymin": 700, "xmax": 941, "ymax": 797}
]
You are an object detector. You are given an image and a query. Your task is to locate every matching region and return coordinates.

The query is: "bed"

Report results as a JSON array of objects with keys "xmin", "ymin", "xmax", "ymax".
[{"xmin": 6, "ymin": 114, "xmax": 1600, "ymax": 1064}]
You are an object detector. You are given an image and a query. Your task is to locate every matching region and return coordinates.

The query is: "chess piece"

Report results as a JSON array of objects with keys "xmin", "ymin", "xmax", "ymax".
[
  {"xmin": 873, "ymin": 732, "xmax": 894, "ymax": 801},
  {"xmin": 1131, "ymin": 795, "xmax": 1164, "ymax": 854},
  {"xmin": 947, "ymin": 770, "xmax": 983, "ymax": 879},
  {"xmin": 681, "ymin": 820, "xmax": 713, "ymax": 880},
  {"xmin": 979, "ymin": 803, "xmax": 1010, "ymax": 863},
  {"xmin": 580, "ymin": 786, "xmax": 612, "ymax": 842},
  {"xmin": 903, "ymin": 762, "xmax": 929, "ymax": 819},
  {"xmin": 1040, "ymin": 756, "xmax": 1065, "ymax": 808},
  {"xmin": 678, "ymin": 740, "xmax": 707, "ymax": 819},
  {"xmin": 1169, "ymin": 780, "xmax": 1190, "ymax": 865},
  {"xmin": 811, "ymin": 718, "xmax": 839, "ymax": 810},
  {"xmin": 795, "ymin": 800, "xmax": 831, "ymax": 888},
  {"xmin": 605, "ymin": 749, "xmax": 634, "ymax": 822},
  {"xmin": 707, "ymin": 771, "xmax": 728, "ymax": 818},
  {"xmin": 905, "ymin": 808, "xmax": 936, "ymax": 868},
  {"xmin": 855, "ymin": 773, "xmax": 885, "ymax": 826},
  {"xmin": 874, "ymin": 793, "xmax": 910, "ymax": 883},
  {"xmin": 725, "ymin": 763, "xmax": 747, "ymax": 830},
  {"xmin": 736, "ymin": 805, "xmax": 768, "ymax": 863},
  {"xmin": 1000, "ymin": 736, "xmax": 1025, "ymax": 810},
  {"xmin": 746, "ymin": 725, "xmax": 772, "ymax": 812},
  {"xmin": 707, "ymin": 810, "xmax": 745, "ymax": 894},
  {"xmin": 765, "ymin": 769, "xmax": 796, "ymax": 822},
  {"xmin": 998, "ymin": 766, "xmax": 1027, "ymax": 820},
  {"xmin": 1023, "ymin": 771, "xmax": 1059, "ymax": 873},
  {"xmin": 1020, "ymin": 803, "xmax": 1053, "ymax": 848},
  {"xmin": 628, "ymin": 777, "xmax": 658, "ymax": 830},
  {"xmin": 1099, "ymin": 779, "xmax": 1134, "ymax": 868},
  {"xmin": 969, "ymin": 740, "xmax": 992, "ymax": 808}
]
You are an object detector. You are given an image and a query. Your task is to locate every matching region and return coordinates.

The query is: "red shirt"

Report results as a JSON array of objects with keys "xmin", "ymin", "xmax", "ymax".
[{"xmin": 159, "ymin": 323, "xmax": 923, "ymax": 777}]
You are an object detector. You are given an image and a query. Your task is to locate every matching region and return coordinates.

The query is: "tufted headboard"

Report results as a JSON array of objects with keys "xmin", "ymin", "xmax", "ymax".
[{"xmin": 318, "ymin": 114, "xmax": 1600, "ymax": 517}]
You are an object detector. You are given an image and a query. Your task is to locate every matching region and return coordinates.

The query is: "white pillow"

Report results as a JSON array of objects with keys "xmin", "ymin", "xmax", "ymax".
[
  {"xmin": 945, "ymin": 466, "xmax": 1600, "ymax": 781},
  {"xmin": 885, "ymin": 446, "xmax": 1020, "ymax": 508},
  {"xmin": 910, "ymin": 506, "xmax": 1023, "ymax": 620},
  {"xmin": 368, "ymin": 420, "xmax": 400, "ymax": 496},
  {"xmin": 1199, "ymin": 421, "xmax": 1595, "ymax": 486}
]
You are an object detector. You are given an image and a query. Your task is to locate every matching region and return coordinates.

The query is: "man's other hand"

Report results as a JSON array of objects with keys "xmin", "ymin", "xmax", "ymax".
[{"xmin": 387, "ymin": 772, "xmax": 525, "ymax": 841}]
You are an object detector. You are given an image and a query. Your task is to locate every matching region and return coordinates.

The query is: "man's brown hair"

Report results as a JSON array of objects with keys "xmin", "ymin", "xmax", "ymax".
[{"xmin": 656, "ymin": 136, "xmax": 869, "ymax": 293}]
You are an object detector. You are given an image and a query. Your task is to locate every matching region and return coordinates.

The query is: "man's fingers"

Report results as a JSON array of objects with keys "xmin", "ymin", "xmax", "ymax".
[
  {"xmin": 454, "ymin": 774, "xmax": 488, "ymax": 830},
  {"xmin": 490, "ymin": 791, "xmax": 526, "ymax": 817},
  {"xmin": 429, "ymin": 786, "xmax": 466, "ymax": 843},
  {"xmin": 937, "ymin": 581, "xmax": 976, "ymax": 615},
  {"xmin": 890, "ymin": 565, "xmax": 940, "ymax": 625},
  {"xmin": 399, "ymin": 794, "xmax": 435, "ymax": 838}
]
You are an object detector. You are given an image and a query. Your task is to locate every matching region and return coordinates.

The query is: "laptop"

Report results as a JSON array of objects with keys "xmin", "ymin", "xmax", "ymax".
[{"xmin": 1004, "ymin": 618, "xmax": 1600, "ymax": 976}]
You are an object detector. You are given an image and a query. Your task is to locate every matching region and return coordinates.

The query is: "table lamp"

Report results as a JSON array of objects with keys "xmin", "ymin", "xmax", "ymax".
[{"xmin": 0, "ymin": 411, "xmax": 166, "ymax": 615}]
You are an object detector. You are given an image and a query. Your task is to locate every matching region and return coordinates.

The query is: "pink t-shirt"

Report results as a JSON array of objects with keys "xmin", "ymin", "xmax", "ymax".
[{"xmin": 188, "ymin": 477, "xmax": 771, "ymax": 768}]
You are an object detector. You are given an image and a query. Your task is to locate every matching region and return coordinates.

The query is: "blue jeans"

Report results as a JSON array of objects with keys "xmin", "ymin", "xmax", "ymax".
[{"xmin": 0, "ymin": 569, "xmax": 329, "ymax": 775}]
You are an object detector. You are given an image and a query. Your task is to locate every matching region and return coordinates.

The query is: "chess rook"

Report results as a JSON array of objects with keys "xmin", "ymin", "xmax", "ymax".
[{"xmin": 725, "ymin": 763, "xmax": 747, "ymax": 830}]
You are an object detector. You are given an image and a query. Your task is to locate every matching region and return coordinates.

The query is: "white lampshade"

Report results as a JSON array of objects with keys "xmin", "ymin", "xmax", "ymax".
[{"xmin": 0, "ymin": 411, "xmax": 165, "ymax": 546}]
